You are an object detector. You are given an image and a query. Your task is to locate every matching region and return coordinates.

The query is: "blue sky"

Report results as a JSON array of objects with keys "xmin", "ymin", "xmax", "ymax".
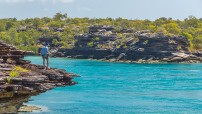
[{"xmin": 0, "ymin": 0, "xmax": 202, "ymax": 20}]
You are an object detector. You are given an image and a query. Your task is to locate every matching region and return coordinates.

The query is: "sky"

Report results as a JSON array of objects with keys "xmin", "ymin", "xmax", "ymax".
[{"xmin": 0, "ymin": 0, "xmax": 202, "ymax": 20}]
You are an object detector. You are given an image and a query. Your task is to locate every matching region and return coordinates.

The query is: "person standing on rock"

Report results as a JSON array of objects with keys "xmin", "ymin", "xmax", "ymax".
[{"xmin": 40, "ymin": 43, "xmax": 49, "ymax": 69}]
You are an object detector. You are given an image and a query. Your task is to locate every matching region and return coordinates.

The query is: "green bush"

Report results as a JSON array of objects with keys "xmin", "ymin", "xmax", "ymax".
[
  {"xmin": 87, "ymin": 41, "xmax": 94, "ymax": 47},
  {"xmin": 7, "ymin": 66, "xmax": 29, "ymax": 83},
  {"xmin": 17, "ymin": 46, "xmax": 38, "ymax": 53}
]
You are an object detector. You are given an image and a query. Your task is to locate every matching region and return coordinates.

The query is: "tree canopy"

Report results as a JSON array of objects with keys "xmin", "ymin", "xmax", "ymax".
[{"xmin": 0, "ymin": 13, "xmax": 202, "ymax": 52}]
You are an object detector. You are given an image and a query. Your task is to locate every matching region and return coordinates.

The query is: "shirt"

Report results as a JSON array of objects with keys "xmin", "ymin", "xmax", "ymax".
[{"xmin": 41, "ymin": 46, "xmax": 48, "ymax": 55}]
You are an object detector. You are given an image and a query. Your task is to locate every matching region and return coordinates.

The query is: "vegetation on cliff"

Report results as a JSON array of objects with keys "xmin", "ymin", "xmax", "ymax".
[
  {"xmin": 7, "ymin": 66, "xmax": 30, "ymax": 83},
  {"xmin": 0, "ymin": 13, "xmax": 202, "ymax": 52}
]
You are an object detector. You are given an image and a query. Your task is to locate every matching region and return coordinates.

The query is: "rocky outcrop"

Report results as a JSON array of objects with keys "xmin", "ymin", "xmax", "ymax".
[
  {"xmin": 124, "ymin": 31, "xmax": 190, "ymax": 61},
  {"xmin": 53, "ymin": 25, "xmax": 202, "ymax": 63},
  {"xmin": 0, "ymin": 40, "xmax": 24, "ymax": 63},
  {"xmin": 0, "ymin": 41, "xmax": 77, "ymax": 113}
]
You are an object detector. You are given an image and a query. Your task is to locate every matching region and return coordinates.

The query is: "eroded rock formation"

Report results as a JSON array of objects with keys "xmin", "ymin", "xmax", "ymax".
[
  {"xmin": 53, "ymin": 25, "xmax": 202, "ymax": 63},
  {"xmin": 0, "ymin": 41, "xmax": 77, "ymax": 113},
  {"xmin": 0, "ymin": 41, "xmax": 24, "ymax": 63}
]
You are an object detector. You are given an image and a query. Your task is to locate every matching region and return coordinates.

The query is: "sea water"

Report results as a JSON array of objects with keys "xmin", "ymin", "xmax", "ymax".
[{"xmin": 24, "ymin": 56, "xmax": 202, "ymax": 114}]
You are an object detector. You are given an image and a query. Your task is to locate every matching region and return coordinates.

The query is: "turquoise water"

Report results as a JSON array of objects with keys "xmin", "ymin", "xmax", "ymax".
[{"xmin": 24, "ymin": 56, "xmax": 202, "ymax": 114}]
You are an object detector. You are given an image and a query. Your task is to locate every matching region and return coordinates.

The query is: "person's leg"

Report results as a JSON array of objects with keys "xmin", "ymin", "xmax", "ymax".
[
  {"xmin": 42, "ymin": 56, "xmax": 45, "ymax": 66},
  {"xmin": 46, "ymin": 56, "xmax": 49, "ymax": 68}
]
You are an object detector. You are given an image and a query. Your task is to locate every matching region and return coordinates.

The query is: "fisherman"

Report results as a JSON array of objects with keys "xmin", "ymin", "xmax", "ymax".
[{"xmin": 40, "ymin": 43, "xmax": 49, "ymax": 69}]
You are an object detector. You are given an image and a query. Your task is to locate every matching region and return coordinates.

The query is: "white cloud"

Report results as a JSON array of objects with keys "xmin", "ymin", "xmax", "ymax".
[{"xmin": 0, "ymin": 0, "xmax": 75, "ymax": 4}]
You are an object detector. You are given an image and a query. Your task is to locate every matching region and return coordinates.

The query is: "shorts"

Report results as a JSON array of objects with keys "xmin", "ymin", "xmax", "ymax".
[{"xmin": 42, "ymin": 55, "xmax": 49, "ymax": 59}]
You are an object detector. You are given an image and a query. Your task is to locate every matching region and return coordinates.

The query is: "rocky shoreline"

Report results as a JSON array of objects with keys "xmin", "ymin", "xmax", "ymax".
[
  {"xmin": 58, "ymin": 51, "xmax": 202, "ymax": 64},
  {"xmin": 49, "ymin": 25, "xmax": 202, "ymax": 63},
  {"xmin": 0, "ymin": 60, "xmax": 78, "ymax": 113},
  {"xmin": 0, "ymin": 41, "xmax": 78, "ymax": 113},
  {"xmin": 102, "ymin": 52, "xmax": 202, "ymax": 63},
  {"xmin": 18, "ymin": 105, "xmax": 42, "ymax": 112}
]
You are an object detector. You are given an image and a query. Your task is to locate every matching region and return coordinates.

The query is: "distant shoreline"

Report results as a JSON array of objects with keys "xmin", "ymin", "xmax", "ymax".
[{"xmin": 25, "ymin": 55, "xmax": 202, "ymax": 64}]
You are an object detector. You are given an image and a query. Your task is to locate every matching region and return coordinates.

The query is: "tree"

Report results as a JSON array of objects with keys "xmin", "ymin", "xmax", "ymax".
[
  {"xmin": 24, "ymin": 18, "xmax": 32, "ymax": 24},
  {"xmin": 182, "ymin": 32, "xmax": 194, "ymax": 50},
  {"xmin": 52, "ymin": 38, "xmax": 59, "ymax": 47},
  {"xmin": 154, "ymin": 17, "xmax": 168, "ymax": 26},
  {"xmin": 156, "ymin": 27, "xmax": 167, "ymax": 34},
  {"xmin": 192, "ymin": 35, "xmax": 202, "ymax": 50},
  {"xmin": 0, "ymin": 22, "xmax": 5, "ymax": 32},
  {"xmin": 0, "ymin": 32, "xmax": 11, "ymax": 43},
  {"xmin": 17, "ymin": 32, "xmax": 30, "ymax": 46},
  {"xmin": 41, "ymin": 17, "xmax": 51, "ymax": 24},
  {"xmin": 162, "ymin": 22, "xmax": 181, "ymax": 35},
  {"xmin": 48, "ymin": 21, "xmax": 64, "ymax": 28},
  {"xmin": 33, "ymin": 18, "xmax": 42, "ymax": 28},
  {"xmin": 184, "ymin": 16, "xmax": 200, "ymax": 28},
  {"xmin": 182, "ymin": 32, "xmax": 193, "ymax": 41},
  {"xmin": 53, "ymin": 12, "xmax": 67, "ymax": 21},
  {"xmin": 8, "ymin": 28, "xmax": 17, "ymax": 44},
  {"xmin": 5, "ymin": 21, "xmax": 15, "ymax": 30}
]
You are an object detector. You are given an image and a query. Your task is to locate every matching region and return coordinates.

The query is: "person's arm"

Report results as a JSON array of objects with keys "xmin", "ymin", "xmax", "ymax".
[
  {"xmin": 46, "ymin": 47, "xmax": 49, "ymax": 55},
  {"xmin": 40, "ymin": 48, "xmax": 42, "ymax": 55}
]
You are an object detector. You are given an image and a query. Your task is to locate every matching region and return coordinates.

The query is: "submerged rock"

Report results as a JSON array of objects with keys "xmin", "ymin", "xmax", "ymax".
[{"xmin": 18, "ymin": 105, "xmax": 42, "ymax": 112}]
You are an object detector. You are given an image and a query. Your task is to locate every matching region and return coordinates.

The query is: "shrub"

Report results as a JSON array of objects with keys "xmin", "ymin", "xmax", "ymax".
[
  {"xmin": 87, "ymin": 41, "xmax": 94, "ymax": 47},
  {"xmin": 7, "ymin": 66, "xmax": 30, "ymax": 83}
]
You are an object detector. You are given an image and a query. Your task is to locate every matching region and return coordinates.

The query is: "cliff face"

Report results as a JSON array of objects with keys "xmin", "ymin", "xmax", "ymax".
[
  {"xmin": 0, "ymin": 41, "xmax": 24, "ymax": 63},
  {"xmin": 0, "ymin": 41, "xmax": 77, "ymax": 113},
  {"xmin": 124, "ymin": 32, "xmax": 190, "ymax": 61},
  {"xmin": 54, "ymin": 25, "xmax": 201, "ymax": 63}
]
